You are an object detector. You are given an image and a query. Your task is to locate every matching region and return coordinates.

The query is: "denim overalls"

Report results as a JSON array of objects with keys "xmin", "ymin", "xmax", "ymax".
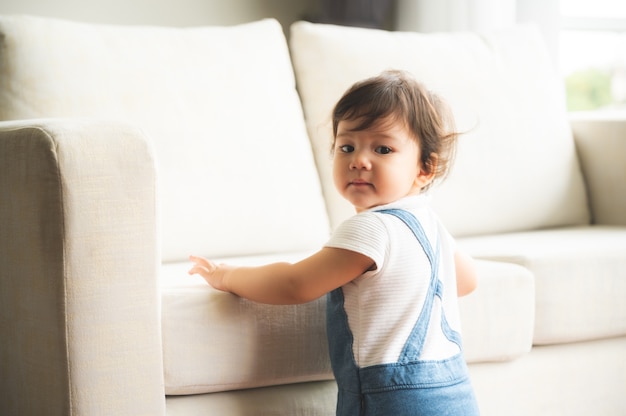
[{"xmin": 327, "ymin": 209, "xmax": 480, "ymax": 416}]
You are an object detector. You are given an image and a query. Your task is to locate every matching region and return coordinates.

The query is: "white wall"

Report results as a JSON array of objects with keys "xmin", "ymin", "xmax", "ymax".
[
  {"xmin": 0, "ymin": 0, "xmax": 560, "ymax": 60},
  {"xmin": 395, "ymin": 0, "xmax": 560, "ymax": 65},
  {"xmin": 395, "ymin": 0, "xmax": 517, "ymax": 32},
  {"xmin": 516, "ymin": 0, "xmax": 560, "ymax": 65},
  {"xmin": 0, "ymin": 0, "xmax": 316, "ymax": 33}
]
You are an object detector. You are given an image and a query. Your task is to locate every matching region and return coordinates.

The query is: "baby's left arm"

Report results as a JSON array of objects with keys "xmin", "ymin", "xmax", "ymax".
[
  {"xmin": 188, "ymin": 247, "xmax": 374, "ymax": 305},
  {"xmin": 454, "ymin": 250, "xmax": 478, "ymax": 297}
]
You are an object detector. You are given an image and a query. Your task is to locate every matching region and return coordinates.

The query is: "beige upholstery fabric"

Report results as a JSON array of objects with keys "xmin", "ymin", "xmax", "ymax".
[
  {"xmin": 0, "ymin": 119, "xmax": 165, "ymax": 415},
  {"xmin": 460, "ymin": 226, "xmax": 626, "ymax": 344},
  {"xmin": 459, "ymin": 260, "xmax": 534, "ymax": 363},
  {"xmin": 469, "ymin": 336, "xmax": 626, "ymax": 416},
  {"xmin": 289, "ymin": 21, "xmax": 590, "ymax": 236},
  {"xmin": 571, "ymin": 115, "xmax": 626, "ymax": 226},
  {"xmin": 166, "ymin": 381, "xmax": 338, "ymax": 416},
  {"xmin": 0, "ymin": 15, "xmax": 330, "ymax": 262},
  {"xmin": 161, "ymin": 253, "xmax": 333, "ymax": 395},
  {"xmin": 161, "ymin": 257, "xmax": 532, "ymax": 395},
  {"xmin": 163, "ymin": 337, "xmax": 626, "ymax": 416}
]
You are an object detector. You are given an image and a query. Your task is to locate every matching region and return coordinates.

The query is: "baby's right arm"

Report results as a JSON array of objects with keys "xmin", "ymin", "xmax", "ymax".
[{"xmin": 188, "ymin": 248, "xmax": 374, "ymax": 305}]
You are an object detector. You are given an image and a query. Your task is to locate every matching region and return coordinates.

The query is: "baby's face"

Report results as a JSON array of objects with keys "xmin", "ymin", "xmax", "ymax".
[{"xmin": 332, "ymin": 116, "xmax": 431, "ymax": 212}]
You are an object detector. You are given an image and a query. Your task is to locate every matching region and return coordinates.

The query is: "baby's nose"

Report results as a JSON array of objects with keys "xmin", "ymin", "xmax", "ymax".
[{"xmin": 350, "ymin": 153, "xmax": 372, "ymax": 170}]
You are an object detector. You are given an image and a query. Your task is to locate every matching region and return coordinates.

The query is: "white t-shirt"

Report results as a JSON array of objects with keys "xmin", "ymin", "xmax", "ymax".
[{"xmin": 325, "ymin": 195, "xmax": 463, "ymax": 367}]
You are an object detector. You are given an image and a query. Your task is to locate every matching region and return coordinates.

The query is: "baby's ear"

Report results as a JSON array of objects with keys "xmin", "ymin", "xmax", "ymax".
[
  {"xmin": 415, "ymin": 170, "xmax": 435, "ymax": 189},
  {"xmin": 416, "ymin": 154, "xmax": 438, "ymax": 189}
]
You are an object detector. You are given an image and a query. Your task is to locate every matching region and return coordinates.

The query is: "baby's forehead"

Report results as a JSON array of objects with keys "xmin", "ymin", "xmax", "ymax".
[
  {"xmin": 336, "ymin": 118, "xmax": 420, "ymax": 146},
  {"xmin": 338, "ymin": 114, "xmax": 414, "ymax": 136},
  {"xmin": 340, "ymin": 112, "xmax": 404, "ymax": 129}
]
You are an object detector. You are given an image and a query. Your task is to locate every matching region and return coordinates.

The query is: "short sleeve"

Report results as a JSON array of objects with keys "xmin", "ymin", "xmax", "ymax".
[{"xmin": 324, "ymin": 212, "xmax": 388, "ymax": 271}]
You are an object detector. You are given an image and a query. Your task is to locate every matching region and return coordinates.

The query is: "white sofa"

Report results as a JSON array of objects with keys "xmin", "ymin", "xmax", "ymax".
[{"xmin": 0, "ymin": 15, "xmax": 625, "ymax": 416}]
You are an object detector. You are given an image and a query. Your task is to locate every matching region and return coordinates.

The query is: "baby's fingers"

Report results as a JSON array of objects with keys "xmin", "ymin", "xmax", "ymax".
[
  {"xmin": 189, "ymin": 255, "xmax": 210, "ymax": 267},
  {"xmin": 188, "ymin": 264, "xmax": 206, "ymax": 276},
  {"xmin": 188, "ymin": 255, "xmax": 215, "ymax": 275}
]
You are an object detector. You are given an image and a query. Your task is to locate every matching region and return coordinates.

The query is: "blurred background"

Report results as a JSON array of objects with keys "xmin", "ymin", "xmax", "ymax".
[{"xmin": 0, "ymin": 0, "xmax": 624, "ymax": 114}]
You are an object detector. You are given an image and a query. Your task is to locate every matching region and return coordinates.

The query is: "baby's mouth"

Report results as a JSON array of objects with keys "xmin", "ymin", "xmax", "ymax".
[{"xmin": 349, "ymin": 179, "xmax": 372, "ymax": 187}]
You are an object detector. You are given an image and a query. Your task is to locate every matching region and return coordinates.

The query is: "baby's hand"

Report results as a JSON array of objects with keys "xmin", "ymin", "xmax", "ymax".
[{"xmin": 188, "ymin": 255, "xmax": 231, "ymax": 292}]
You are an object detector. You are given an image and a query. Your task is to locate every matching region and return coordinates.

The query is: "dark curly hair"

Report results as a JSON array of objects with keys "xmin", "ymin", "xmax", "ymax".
[{"xmin": 332, "ymin": 70, "xmax": 458, "ymax": 190}]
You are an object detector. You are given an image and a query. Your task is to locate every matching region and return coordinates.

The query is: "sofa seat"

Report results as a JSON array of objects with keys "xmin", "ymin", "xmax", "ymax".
[
  {"xmin": 161, "ymin": 255, "xmax": 534, "ymax": 395},
  {"xmin": 161, "ymin": 252, "xmax": 333, "ymax": 395},
  {"xmin": 469, "ymin": 336, "xmax": 626, "ymax": 416},
  {"xmin": 166, "ymin": 380, "xmax": 339, "ymax": 415},
  {"xmin": 459, "ymin": 225, "xmax": 626, "ymax": 344}
]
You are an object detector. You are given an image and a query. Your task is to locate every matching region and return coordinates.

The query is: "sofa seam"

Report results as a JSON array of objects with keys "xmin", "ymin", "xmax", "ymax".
[{"xmin": 33, "ymin": 125, "xmax": 74, "ymax": 416}]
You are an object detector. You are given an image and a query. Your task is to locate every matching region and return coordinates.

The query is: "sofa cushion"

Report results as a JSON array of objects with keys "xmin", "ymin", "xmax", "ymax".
[
  {"xmin": 468, "ymin": 336, "xmax": 626, "ymax": 416},
  {"xmin": 161, "ymin": 255, "xmax": 534, "ymax": 395},
  {"xmin": 0, "ymin": 15, "xmax": 330, "ymax": 262},
  {"xmin": 160, "ymin": 252, "xmax": 334, "ymax": 395},
  {"xmin": 166, "ymin": 380, "xmax": 338, "ymax": 415},
  {"xmin": 460, "ymin": 260, "xmax": 534, "ymax": 363},
  {"xmin": 289, "ymin": 21, "xmax": 590, "ymax": 237},
  {"xmin": 459, "ymin": 226, "xmax": 626, "ymax": 344}
]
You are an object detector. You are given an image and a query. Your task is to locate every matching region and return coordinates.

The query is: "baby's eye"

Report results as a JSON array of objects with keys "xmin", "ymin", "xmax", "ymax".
[
  {"xmin": 375, "ymin": 146, "xmax": 392, "ymax": 154},
  {"xmin": 339, "ymin": 144, "xmax": 354, "ymax": 153}
]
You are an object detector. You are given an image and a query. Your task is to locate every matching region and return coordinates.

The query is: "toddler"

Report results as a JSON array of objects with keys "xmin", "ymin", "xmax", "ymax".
[{"xmin": 189, "ymin": 70, "xmax": 480, "ymax": 415}]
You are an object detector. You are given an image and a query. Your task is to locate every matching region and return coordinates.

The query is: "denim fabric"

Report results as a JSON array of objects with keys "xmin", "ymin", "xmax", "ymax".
[{"xmin": 327, "ymin": 209, "xmax": 480, "ymax": 415}]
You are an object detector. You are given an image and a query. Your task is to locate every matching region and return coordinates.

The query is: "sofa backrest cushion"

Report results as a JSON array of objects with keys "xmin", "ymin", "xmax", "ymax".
[
  {"xmin": 0, "ymin": 16, "xmax": 330, "ymax": 261},
  {"xmin": 290, "ymin": 21, "xmax": 590, "ymax": 237}
]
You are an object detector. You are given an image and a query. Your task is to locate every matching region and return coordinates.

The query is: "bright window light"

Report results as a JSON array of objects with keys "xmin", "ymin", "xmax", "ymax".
[
  {"xmin": 561, "ymin": 0, "xmax": 626, "ymax": 19},
  {"xmin": 559, "ymin": 0, "xmax": 626, "ymax": 111}
]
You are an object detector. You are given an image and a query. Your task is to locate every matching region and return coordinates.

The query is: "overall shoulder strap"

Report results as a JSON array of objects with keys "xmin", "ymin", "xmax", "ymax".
[
  {"xmin": 376, "ymin": 208, "xmax": 435, "ymax": 266},
  {"xmin": 376, "ymin": 208, "xmax": 462, "ymax": 359}
]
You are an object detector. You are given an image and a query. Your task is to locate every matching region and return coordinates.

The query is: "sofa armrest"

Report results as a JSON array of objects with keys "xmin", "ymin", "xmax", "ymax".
[
  {"xmin": 570, "ymin": 112, "xmax": 626, "ymax": 226},
  {"xmin": 0, "ymin": 119, "xmax": 165, "ymax": 415}
]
